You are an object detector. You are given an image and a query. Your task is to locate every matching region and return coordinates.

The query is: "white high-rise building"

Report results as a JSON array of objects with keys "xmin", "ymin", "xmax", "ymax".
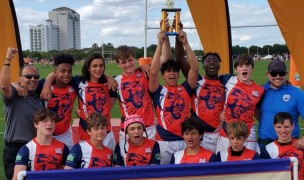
[
  {"xmin": 29, "ymin": 7, "xmax": 81, "ymax": 52},
  {"xmin": 29, "ymin": 25, "xmax": 48, "ymax": 52}
]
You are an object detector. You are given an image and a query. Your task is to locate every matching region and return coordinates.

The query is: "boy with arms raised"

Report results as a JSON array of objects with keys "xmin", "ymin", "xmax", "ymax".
[
  {"xmin": 176, "ymin": 50, "xmax": 225, "ymax": 153},
  {"xmin": 149, "ymin": 30, "xmax": 198, "ymax": 164}
]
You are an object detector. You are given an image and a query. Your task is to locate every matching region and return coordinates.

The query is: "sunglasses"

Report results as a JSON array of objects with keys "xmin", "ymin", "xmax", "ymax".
[
  {"xmin": 270, "ymin": 71, "xmax": 286, "ymax": 77},
  {"xmin": 23, "ymin": 74, "xmax": 40, "ymax": 79}
]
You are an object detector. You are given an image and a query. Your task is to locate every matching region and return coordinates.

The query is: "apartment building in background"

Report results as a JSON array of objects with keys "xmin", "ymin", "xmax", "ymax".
[{"xmin": 29, "ymin": 7, "xmax": 81, "ymax": 52}]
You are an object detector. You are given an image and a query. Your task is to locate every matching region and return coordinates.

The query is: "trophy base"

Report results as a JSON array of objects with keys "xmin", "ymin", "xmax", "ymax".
[{"xmin": 166, "ymin": 32, "xmax": 178, "ymax": 36}]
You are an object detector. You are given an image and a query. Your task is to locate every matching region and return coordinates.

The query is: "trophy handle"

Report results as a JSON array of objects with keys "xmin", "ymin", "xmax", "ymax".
[
  {"xmin": 161, "ymin": 11, "xmax": 167, "ymax": 31},
  {"xmin": 175, "ymin": 10, "xmax": 180, "ymax": 33}
]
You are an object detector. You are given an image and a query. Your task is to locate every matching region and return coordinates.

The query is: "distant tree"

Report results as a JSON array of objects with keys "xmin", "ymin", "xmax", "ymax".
[
  {"xmin": 147, "ymin": 44, "xmax": 157, "ymax": 53},
  {"xmin": 106, "ymin": 43, "xmax": 114, "ymax": 48},
  {"xmin": 31, "ymin": 51, "xmax": 42, "ymax": 61},
  {"xmin": 70, "ymin": 49, "xmax": 86, "ymax": 60},
  {"xmin": 194, "ymin": 50, "xmax": 204, "ymax": 57},
  {"xmin": 22, "ymin": 50, "xmax": 31, "ymax": 58},
  {"xmin": 134, "ymin": 47, "xmax": 144, "ymax": 58},
  {"xmin": 92, "ymin": 43, "xmax": 99, "ymax": 50},
  {"xmin": 145, "ymin": 44, "xmax": 156, "ymax": 58},
  {"xmin": 48, "ymin": 50, "xmax": 60, "ymax": 60},
  {"xmin": 272, "ymin": 44, "xmax": 289, "ymax": 55},
  {"xmin": 232, "ymin": 45, "xmax": 248, "ymax": 56},
  {"xmin": 261, "ymin": 45, "xmax": 273, "ymax": 55},
  {"xmin": 248, "ymin": 45, "xmax": 262, "ymax": 56}
]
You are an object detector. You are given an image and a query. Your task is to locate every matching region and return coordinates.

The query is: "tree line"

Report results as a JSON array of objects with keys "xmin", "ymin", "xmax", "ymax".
[{"xmin": 22, "ymin": 43, "xmax": 289, "ymax": 62}]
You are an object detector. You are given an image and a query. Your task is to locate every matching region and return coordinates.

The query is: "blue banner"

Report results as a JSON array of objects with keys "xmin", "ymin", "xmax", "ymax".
[{"xmin": 25, "ymin": 158, "xmax": 291, "ymax": 180}]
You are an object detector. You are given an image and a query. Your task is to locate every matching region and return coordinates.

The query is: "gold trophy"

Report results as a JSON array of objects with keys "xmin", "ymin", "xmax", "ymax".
[{"xmin": 162, "ymin": 0, "xmax": 181, "ymax": 36}]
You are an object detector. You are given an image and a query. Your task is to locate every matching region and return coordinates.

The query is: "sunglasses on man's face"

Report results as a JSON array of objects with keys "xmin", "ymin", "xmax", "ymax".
[
  {"xmin": 270, "ymin": 71, "xmax": 286, "ymax": 77},
  {"xmin": 22, "ymin": 74, "xmax": 40, "ymax": 79}
]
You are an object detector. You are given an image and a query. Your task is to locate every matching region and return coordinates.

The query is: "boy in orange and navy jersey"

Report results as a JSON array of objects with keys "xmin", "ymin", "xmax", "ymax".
[
  {"xmin": 170, "ymin": 117, "xmax": 218, "ymax": 164},
  {"xmin": 42, "ymin": 53, "xmax": 77, "ymax": 149},
  {"xmin": 113, "ymin": 46, "xmax": 156, "ymax": 143},
  {"xmin": 65, "ymin": 112, "xmax": 113, "ymax": 169},
  {"xmin": 13, "ymin": 109, "xmax": 69, "ymax": 180},
  {"xmin": 149, "ymin": 30, "xmax": 198, "ymax": 164},
  {"xmin": 176, "ymin": 50, "xmax": 225, "ymax": 153},
  {"xmin": 217, "ymin": 121, "xmax": 260, "ymax": 162},
  {"xmin": 261, "ymin": 112, "xmax": 303, "ymax": 180},
  {"xmin": 73, "ymin": 53, "xmax": 116, "ymax": 151},
  {"xmin": 41, "ymin": 52, "xmax": 117, "ymax": 151},
  {"xmin": 113, "ymin": 115, "xmax": 160, "ymax": 166},
  {"xmin": 217, "ymin": 54, "xmax": 264, "ymax": 153}
]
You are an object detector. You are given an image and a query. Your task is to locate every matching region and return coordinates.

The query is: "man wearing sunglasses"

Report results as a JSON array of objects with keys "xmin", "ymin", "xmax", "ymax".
[
  {"xmin": 257, "ymin": 58, "xmax": 304, "ymax": 150},
  {"xmin": 0, "ymin": 47, "xmax": 43, "ymax": 180}
]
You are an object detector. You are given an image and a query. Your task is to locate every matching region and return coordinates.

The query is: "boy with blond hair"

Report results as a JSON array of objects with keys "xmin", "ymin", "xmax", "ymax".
[{"xmin": 217, "ymin": 121, "xmax": 260, "ymax": 162}]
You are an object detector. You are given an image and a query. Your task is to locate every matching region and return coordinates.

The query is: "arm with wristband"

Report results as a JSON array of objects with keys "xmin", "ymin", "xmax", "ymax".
[{"xmin": 0, "ymin": 47, "xmax": 18, "ymax": 98}]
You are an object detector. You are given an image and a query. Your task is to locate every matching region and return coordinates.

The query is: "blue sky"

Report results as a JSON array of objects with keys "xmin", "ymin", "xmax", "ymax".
[{"xmin": 13, "ymin": 0, "xmax": 285, "ymax": 51}]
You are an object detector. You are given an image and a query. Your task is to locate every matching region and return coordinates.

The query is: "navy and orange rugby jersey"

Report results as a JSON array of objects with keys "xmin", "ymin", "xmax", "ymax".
[
  {"xmin": 220, "ymin": 75, "xmax": 264, "ymax": 135},
  {"xmin": 45, "ymin": 85, "xmax": 77, "ymax": 136},
  {"xmin": 152, "ymin": 81, "xmax": 192, "ymax": 141},
  {"xmin": 74, "ymin": 77, "xmax": 114, "ymax": 140},
  {"xmin": 114, "ymin": 70, "xmax": 155, "ymax": 129},
  {"xmin": 191, "ymin": 75, "xmax": 224, "ymax": 131},
  {"xmin": 15, "ymin": 138, "xmax": 69, "ymax": 170},
  {"xmin": 66, "ymin": 140, "xmax": 113, "ymax": 168}
]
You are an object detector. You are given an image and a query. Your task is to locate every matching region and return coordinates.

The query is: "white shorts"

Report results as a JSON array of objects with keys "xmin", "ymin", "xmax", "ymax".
[
  {"xmin": 119, "ymin": 124, "xmax": 156, "ymax": 143},
  {"xmin": 53, "ymin": 127, "xmax": 73, "ymax": 149},
  {"xmin": 157, "ymin": 140, "xmax": 186, "ymax": 165},
  {"xmin": 103, "ymin": 131, "xmax": 116, "ymax": 151},
  {"xmin": 200, "ymin": 131, "xmax": 219, "ymax": 153},
  {"xmin": 216, "ymin": 125, "xmax": 260, "ymax": 154}
]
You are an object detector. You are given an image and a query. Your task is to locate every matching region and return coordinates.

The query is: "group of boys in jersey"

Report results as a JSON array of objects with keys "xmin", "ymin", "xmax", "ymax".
[{"xmin": 2, "ymin": 19, "xmax": 304, "ymax": 180}]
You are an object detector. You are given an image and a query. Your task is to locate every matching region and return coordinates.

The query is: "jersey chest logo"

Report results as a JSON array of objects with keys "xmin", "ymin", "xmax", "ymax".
[
  {"xmin": 251, "ymin": 90, "xmax": 260, "ymax": 97},
  {"xmin": 283, "ymin": 94, "xmax": 290, "ymax": 102}
]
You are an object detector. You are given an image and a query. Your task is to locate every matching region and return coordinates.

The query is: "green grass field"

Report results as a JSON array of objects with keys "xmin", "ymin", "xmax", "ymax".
[{"xmin": 0, "ymin": 60, "xmax": 303, "ymax": 179}]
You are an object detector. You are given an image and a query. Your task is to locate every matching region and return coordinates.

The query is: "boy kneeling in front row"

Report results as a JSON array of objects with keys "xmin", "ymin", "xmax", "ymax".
[
  {"xmin": 260, "ymin": 112, "xmax": 303, "ymax": 180},
  {"xmin": 65, "ymin": 112, "xmax": 113, "ymax": 169},
  {"xmin": 217, "ymin": 120, "xmax": 260, "ymax": 161},
  {"xmin": 170, "ymin": 117, "xmax": 218, "ymax": 164},
  {"xmin": 13, "ymin": 109, "xmax": 69, "ymax": 180}
]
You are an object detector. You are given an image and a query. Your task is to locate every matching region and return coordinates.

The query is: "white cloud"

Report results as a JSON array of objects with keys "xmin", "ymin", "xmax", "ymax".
[
  {"xmin": 12, "ymin": 0, "xmax": 286, "ymax": 51},
  {"xmin": 14, "ymin": 7, "xmax": 48, "ymax": 49}
]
